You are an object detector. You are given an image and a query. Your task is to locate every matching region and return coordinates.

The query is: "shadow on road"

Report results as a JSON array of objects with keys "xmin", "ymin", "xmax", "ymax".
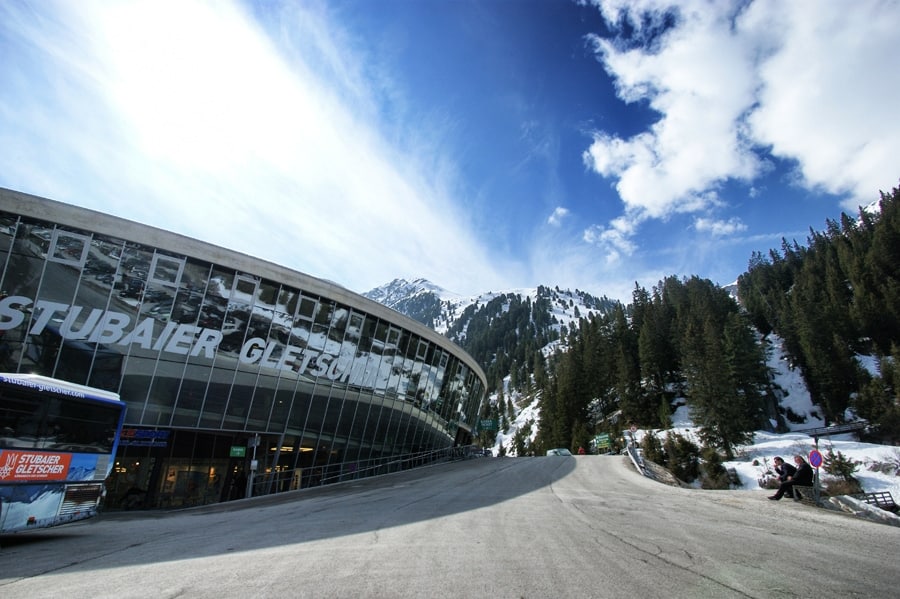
[{"xmin": 0, "ymin": 456, "xmax": 581, "ymax": 575}]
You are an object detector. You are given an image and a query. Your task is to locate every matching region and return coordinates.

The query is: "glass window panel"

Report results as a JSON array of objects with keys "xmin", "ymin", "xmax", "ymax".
[
  {"xmin": 143, "ymin": 369, "xmax": 180, "ymax": 427},
  {"xmin": 286, "ymin": 382, "xmax": 313, "ymax": 434},
  {"xmin": 35, "ymin": 261, "xmax": 80, "ymax": 308},
  {"xmin": 335, "ymin": 329, "xmax": 358, "ymax": 387},
  {"xmin": 407, "ymin": 412, "xmax": 427, "ymax": 453},
  {"xmin": 247, "ymin": 304, "xmax": 273, "ymax": 346},
  {"xmin": 266, "ymin": 284, "xmax": 293, "ymax": 345},
  {"xmin": 211, "ymin": 269, "xmax": 249, "ymax": 358},
  {"xmin": 48, "ymin": 229, "xmax": 90, "ymax": 267},
  {"xmin": 279, "ymin": 287, "xmax": 299, "ymax": 319},
  {"xmin": 396, "ymin": 332, "xmax": 413, "ymax": 398},
  {"xmin": 284, "ymin": 311, "xmax": 311, "ymax": 377},
  {"xmin": 427, "ymin": 351, "xmax": 449, "ymax": 410},
  {"xmin": 405, "ymin": 405, "xmax": 423, "ymax": 454},
  {"xmin": 409, "ymin": 358, "xmax": 425, "ymax": 405},
  {"xmin": 248, "ymin": 379, "xmax": 275, "ymax": 430},
  {"xmin": 391, "ymin": 402, "xmax": 412, "ymax": 455},
  {"xmin": 348, "ymin": 390, "xmax": 374, "ymax": 445},
  {"xmin": 302, "ymin": 386, "xmax": 330, "ymax": 451},
  {"xmin": 328, "ymin": 304, "xmax": 348, "ymax": 343},
  {"xmin": 416, "ymin": 339, "xmax": 429, "ymax": 361},
  {"xmin": 232, "ymin": 275, "xmax": 258, "ymax": 305},
  {"xmin": 199, "ymin": 371, "xmax": 233, "ymax": 429},
  {"xmin": 179, "ymin": 258, "xmax": 209, "ymax": 293},
  {"xmin": 370, "ymin": 321, "xmax": 387, "ymax": 353},
  {"xmin": 22, "ymin": 326, "xmax": 66, "ymax": 381},
  {"xmin": 223, "ymin": 372, "xmax": 256, "ymax": 429},
  {"xmin": 317, "ymin": 390, "xmax": 349, "ymax": 463},
  {"xmin": 396, "ymin": 330, "xmax": 411, "ymax": 358},
  {"xmin": 297, "ymin": 295, "xmax": 317, "ymax": 321},
  {"xmin": 171, "ymin": 282, "xmax": 202, "ymax": 325},
  {"xmin": 198, "ymin": 291, "xmax": 227, "ymax": 331},
  {"xmin": 346, "ymin": 312, "xmax": 364, "ymax": 342},
  {"xmin": 208, "ymin": 268, "xmax": 235, "ymax": 302},
  {"xmin": 172, "ymin": 377, "xmax": 206, "ymax": 427},
  {"xmin": 139, "ymin": 278, "xmax": 177, "ymax": 322},
  {"xmin": 28, "ymin": 223, "xmax": 53, "ymax": 258},
  {"xmin": 335, "ymin": 389, "xmax": 361, "ymax": 442},
  {"xmin": 270, "ymin": 385, "xmax": 294, "ymax": 431},
  {"xmin": 85, "ymin": 343, "xmax": 124, "ymax": 392},
  {"xmin": 386, "ymin": 326, "xmax": 400, "ymax": 349},
  {"xmin": 256, "ymin": 280, "xmax": 278, "ymax": 310},
  {"xmin": 115, "ymin": 243, "xmax": 154, "ymax": 300},
  {"xmin": 314, "ymin": 298, "xmax": 333, "ymax": 326},
  {"xmin": 149, "ymin": 253, "xmax": 184, "ymax": 287},
  {"xmin": 0, "ymin": 214, "xmax": 19, "ymax": 257},
  {"xmin": 309, "ymin": 299, "xmax": 333, "ymax": 354},
  {"xmin": 82, "ymin": 235, "xmax": 125, "ymax": 293}
]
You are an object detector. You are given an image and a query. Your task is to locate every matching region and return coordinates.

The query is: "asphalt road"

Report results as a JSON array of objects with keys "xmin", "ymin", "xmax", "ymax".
[{"xmin": 1, "ymin": 456, "xmax": 896, "ymax": 598}]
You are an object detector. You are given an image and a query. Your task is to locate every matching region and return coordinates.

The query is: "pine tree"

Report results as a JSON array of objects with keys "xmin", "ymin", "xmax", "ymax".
[
  {"xmin": 663, "ymin": 431, "xmax": 700, "ymax": 482},
  {"xmin": 640, "ymin": 432, "xmax": 665, "ymax": 464},
  {"xmin": 823, "ymin": 446, "xmax": 859, "ymax": 482},
  {"xmin": 852, "ymin": 346, "xmax": 900, "ymax": 444},
  {"xmin": 681, "ymin": 288, "xmax": 762, "ymax": 458},
  {"xmin": 700, "ymin": 447, "xmax": 730, "ymax": 490}
]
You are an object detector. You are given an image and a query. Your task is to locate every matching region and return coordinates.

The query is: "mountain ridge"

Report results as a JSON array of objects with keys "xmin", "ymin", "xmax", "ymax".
[{"xmin": 363, "ymin": 277, "xmax": 615, "ymax": 337}]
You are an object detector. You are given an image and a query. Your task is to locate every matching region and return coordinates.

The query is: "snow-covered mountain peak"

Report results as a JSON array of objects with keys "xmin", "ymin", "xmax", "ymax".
[
  {"xmin": 364, "ymin": 279, "xmax": 616, "ymax": 337},
  {"xmin": 363, "ymin": 277, "xmax": 447, "ymax": 305}
]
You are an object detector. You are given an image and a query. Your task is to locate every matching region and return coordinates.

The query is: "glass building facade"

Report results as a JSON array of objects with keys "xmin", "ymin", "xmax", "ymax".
[{"xmin": 0, "ymin": 188, "xmax": 487, "ymax": 509}]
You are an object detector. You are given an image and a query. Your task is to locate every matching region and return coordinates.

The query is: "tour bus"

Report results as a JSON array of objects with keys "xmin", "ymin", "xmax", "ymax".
[{"xmin": 0, "ymin": 373, "xmax": 126, "ymax": 533}]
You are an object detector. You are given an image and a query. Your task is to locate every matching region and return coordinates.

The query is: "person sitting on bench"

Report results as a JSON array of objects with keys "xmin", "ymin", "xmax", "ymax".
[
  {"xmin": 768, "ymin": 455, "xmax": 813, "ymax": 500},
  {"xmin": 773, "ymin": 456, "xmax": 796, "ymax": 484}
]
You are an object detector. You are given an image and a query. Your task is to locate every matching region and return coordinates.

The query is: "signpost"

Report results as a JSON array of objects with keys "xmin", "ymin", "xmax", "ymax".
[
  {"xmin": 808, "ymin": 449, "xmax": 823, "ymax": 468},
  {"xmin": 807, "ymin": 449, "xmax": 823, "ymax": 505},
  {"xmin": 246, "ymin": 434, "xmax": 260, "ymax": 498}
]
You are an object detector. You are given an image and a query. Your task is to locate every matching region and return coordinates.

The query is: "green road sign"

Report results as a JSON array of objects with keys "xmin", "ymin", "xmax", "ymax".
[
  {"xmin": 480, "ymin": 419, "xmax": 498, "ymax": 431},
  {"xmin": 593, "ymin": 433, "xmax": 610, "ymax": 449}
]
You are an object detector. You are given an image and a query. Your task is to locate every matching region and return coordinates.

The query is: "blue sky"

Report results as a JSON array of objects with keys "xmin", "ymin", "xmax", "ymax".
[{"xmin": 1, "ymin": 0, "xmax": 897, "ymax": 302}]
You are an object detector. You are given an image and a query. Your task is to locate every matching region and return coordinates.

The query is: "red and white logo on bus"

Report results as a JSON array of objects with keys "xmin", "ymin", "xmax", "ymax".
[{"xmin": 0, "ymin": 450, "xmax": 72, "ymax": 481}]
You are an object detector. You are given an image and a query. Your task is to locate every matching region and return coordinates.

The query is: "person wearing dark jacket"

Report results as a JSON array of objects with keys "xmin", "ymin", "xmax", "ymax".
[
  {"xmin": 773, "ymin": 456, "xmax": 796, "ymax": 483},
  {"xmin": 769, "ymin": 455, "xmax": 814, "ymax": 500}
]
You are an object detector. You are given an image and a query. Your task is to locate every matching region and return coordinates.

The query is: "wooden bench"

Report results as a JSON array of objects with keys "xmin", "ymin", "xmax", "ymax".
[
  {"xmin": 853, "ymin": 491, "xmax": 899, "ymax": 513},
  {"xmin": 792, "ymin": 485, "xmax": 819, "ymax": 505}
]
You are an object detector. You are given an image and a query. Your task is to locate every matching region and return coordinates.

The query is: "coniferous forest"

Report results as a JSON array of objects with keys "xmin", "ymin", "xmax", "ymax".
[{"xmin": 468, "ymin": 184, "xmax": 900, "ymax": 461}]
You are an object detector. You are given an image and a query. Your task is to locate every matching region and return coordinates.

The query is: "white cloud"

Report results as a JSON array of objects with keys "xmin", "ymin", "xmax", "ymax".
[
  {"xmin": 740, "ymin": 1, "xmax": 900, "ymax": 208},
  {"xmin": 547, "ymin": 207, "xmax": 569, "ymax": 226},
  {"xmin": 583, "ymin": 214, "xmax": 639, "ymax": 264},
  {"xmin": 584, "ymin": 0, "xmax": 761, "ymax": 221},
  {"xmin": 0, "ymin": 0, "xmax": 506, "ymax": 295},
  {"xmin": 584, "ymin": 0, "xmax": 900, "ymax": 229},
  {"xmin": 694, "ymin": 217, "xmax": 747, "ymax": 237}
]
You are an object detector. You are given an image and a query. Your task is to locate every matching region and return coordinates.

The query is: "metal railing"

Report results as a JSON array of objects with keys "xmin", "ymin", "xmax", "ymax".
[
  {"xmin": 625, "ymin": 443, "xmax": 646, "ymax": 475},
  {"xmin": 248, "ymin": 445, "xmax": 477, "ymax": 498},
  {"xmin": 797, "ymin": 421, "xmax": 868, "ymax": 440}
]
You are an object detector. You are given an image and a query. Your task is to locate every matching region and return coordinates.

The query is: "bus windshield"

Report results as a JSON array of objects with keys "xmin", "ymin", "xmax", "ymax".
[{"xmin": 0, "ymin": 373, "xmax": 126, "ymax": 533}]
